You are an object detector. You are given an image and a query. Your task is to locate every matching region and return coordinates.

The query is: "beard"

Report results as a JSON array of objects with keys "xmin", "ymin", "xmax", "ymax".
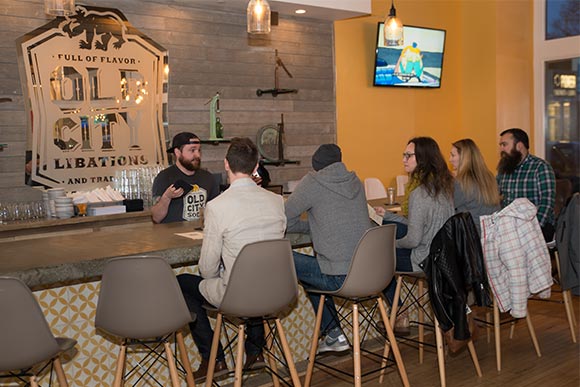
[
  {"xmin": 179, "ymin": 155, "xmax": 201, "ymax": 171},
  {"xmin": 497, "ymin": 148, "xmax": 523, "ymax": 174}
]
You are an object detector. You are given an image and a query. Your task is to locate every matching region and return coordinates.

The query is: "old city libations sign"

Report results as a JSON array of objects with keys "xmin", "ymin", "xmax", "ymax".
[{"xmin": 17, "ymin": 5, "xmax": 168, "ymax": 189}]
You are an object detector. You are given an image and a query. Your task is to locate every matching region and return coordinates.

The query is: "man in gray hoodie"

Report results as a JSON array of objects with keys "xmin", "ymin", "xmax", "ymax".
[{"xmin": 285, "ymin": 144, "xmax": 372, "ymax": 353}]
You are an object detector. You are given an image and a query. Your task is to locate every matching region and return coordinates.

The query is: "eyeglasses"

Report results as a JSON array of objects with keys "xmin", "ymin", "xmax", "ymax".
[{"xmin": 402, "ymin": 152, "xmax": 415, "ymax": 160}]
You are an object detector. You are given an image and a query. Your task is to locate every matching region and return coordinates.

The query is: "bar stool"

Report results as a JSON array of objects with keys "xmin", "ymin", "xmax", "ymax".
[
  {"xmin": 385, "ymin": 272, "xmax": 482, "ymax": 387},
  {"xmin": 547, "ymin": 240, "xmax": 577, "ymax": 342},
  {"xmin": 204, "ymin": 239, "xmax": 302, "ymax": 387},
  {"xmin": 481, "ymin": 240, "xmax": 574, "ymax": 373},
  {"xmin": 482, "ymin": 297, "xmax": 541, "ymax": 372},
  {"xmin": 384, "ymin": 213, "xmax": 486, "ymax": 387},
  {"xmin": 479, "ymin": 200, "xmax": 553, "ymax": 372},
  {"xmin": 95, "ymin": 256, "xmax": 195, "ymax": 387},
  {"xmin": 303, "ymin": 224, "xmax": 409, "ymax": 387},
  {"xmin": 0, "ymin": 277, "xmax": 77, "ymax": 387}
]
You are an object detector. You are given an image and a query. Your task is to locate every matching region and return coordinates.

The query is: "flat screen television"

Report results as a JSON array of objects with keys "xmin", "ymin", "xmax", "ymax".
[{"xmin": 373, "ymin": 23, "xmax": 446, "ymax": 88}]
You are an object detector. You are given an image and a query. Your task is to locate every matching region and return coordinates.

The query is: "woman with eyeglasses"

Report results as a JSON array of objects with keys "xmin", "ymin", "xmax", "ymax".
[
  {"xmin": 449, "ymin": 138, "xmax": 500, "ymax": 235},
  {"xmin": 375, "ymin": 137, "xmax": 454, "ymax": 332}
]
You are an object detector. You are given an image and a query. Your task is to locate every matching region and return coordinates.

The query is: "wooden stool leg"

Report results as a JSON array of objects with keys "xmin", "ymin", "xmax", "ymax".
[
  {"xmin": 557, "ymin": 249, "xmax": 578, "ymax": 342},
  {"xmin": 525, "ymin": 313, "xmax": 541, "ymax": 357},
  {"xmin": 493, "ymin": 299, "xmax": 501, "ymax": 372},
  {"xmin": 53, "ymin": 357, "xmax": 70, "ymax": 387},
  {"xmin": 379, "ymin": 299, "xmax": 392, "ymax": 383},
  {"xmin": 304, "ymin": 294, "xmax": 325, "ymax": 387},
  {"xmin": 486, "ymin": 311, "xmax": 491, "ymax": 343},
  {"xmin": 418, "ymin": 279, "xmax": 425, "ymax": 364},
  {"xmin": 434, "ymin": 318, "xmax": 446, "ymax": 387},
  {"xmin": 466, "ymin": 340, "xmax": 482, "ymax": 377},
  {"xmin": 113, "ymin": 342, "xmax": 127, "ymax": 387},
  {"xmin": 353, "ymin": 303, "xmax": 362, "ymax": 387},
  {"xmin": 205, "ymin": 313, "xmax": 223, "ymax": 387},
  {"xmin": 567, "ymin": 291, "xmax": 577, "ymax": 328},
  {"xmin": 380, "ymin": 276, "xmax": 403, "ymax": 383},
  {"xmin": 264, "ymin": 321, "xmax": 281, "ymax": 387},
  {"xmin": 389, "ymin": 276, "xmax": 403, "ymax": 328},
  {"xmin": 165, "ymin": 341, "xmax": 181, "ymax": 387},
  {"xmin": 567, "ymin": 291, "xmax": 578, "ymax": 328},
  {"xmin": 564, "ymin": 290, "xmax": 578, "ymax": 330},
  {"xmin": 234, "ymin": 324, "xmax": 246, "ymax": 387},
  {"xmin": 509, "ymin": 321, "xmax": 516, "ymax": 339},
  {"xmin": 176, "ymin": 331, "xmax": 196, "ymax": 387},
  {"xmin": 275, "ymin": 319, "xmax": 302, "ymax": 387},
  {"xmin": 378, "ymin": 298, "xmax": 410, "ymax": 387}
]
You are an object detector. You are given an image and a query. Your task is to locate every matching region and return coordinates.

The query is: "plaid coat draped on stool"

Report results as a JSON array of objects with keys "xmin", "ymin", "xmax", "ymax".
[{"xmin": 480, "ymin": 198, "xmax": 552, "ymax": 318}]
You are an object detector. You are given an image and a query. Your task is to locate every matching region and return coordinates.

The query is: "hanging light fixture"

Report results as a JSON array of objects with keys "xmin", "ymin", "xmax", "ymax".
[
  {"xmin": 247, "ymin": 0, "xmax": 271, "ymax": 34},
  {"xmin": 383, "ymin": 0, "xmax": 403, "ymax": 46},
  {"xmin": 44, "ymin": 0, "xmax": 75, "ymax": 16}
]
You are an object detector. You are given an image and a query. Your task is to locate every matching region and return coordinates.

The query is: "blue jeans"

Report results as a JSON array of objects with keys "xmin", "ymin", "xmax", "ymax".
[
  {"xmin": 382, "ymin": 221, "xmax": 413, "ymax": 305},
  {"xmin": 293, "ymin": 252, "xmax": 346, "ymax": 334},
  {"xmin": 177, "ymin": 274, "xmax": 265, "ymax": 360}
]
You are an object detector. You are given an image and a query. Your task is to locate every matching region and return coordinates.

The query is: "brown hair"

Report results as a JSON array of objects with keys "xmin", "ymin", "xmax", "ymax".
[
  {"xmin": 226, "ymin": 137, "xmax": 259, "ymax": 175},
  {"xmin": 408, "ymin": 137, "xmax": 454, "ymax": 198}
]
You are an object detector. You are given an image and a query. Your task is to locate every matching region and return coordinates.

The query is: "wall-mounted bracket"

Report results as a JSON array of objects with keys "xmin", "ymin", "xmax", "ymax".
[{"xmin": 256, "ymin": 50, "xmax": 298, "ymax": 97}]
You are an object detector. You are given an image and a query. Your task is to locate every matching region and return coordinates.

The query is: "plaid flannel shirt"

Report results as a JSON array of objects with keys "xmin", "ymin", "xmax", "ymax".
[
  {"xmin": 496, "ymin": 154, "xmax": 556, "ymax": 227},
  {"xmin": 480, "ymin": 198, "xmax": 552, "ymax": 318}
]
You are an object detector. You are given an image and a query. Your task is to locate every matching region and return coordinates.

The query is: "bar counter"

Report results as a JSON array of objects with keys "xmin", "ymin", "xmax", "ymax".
[{"xmin": 0, "ymin": 216, "xmax": 310, "ymax": 290}]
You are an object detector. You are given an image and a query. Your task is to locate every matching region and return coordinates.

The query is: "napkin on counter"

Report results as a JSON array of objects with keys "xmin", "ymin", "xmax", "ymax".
[{"xmin": 69, "ymin": 185, "xmax": 125, "ymax": 203}]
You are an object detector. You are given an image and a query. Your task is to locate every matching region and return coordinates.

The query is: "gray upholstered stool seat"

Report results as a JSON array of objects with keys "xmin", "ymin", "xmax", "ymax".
[{"xmin": 0, "ymin": 276, "xmax": 77, "ymax": 387}]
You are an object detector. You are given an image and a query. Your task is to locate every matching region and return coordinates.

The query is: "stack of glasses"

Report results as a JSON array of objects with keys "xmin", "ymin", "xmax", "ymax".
[{"xmin": 113, "ymin": 165, "xmax": 163, "ymax": 208}]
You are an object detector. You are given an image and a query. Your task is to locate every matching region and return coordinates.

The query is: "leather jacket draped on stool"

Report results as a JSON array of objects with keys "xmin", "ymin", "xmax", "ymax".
[{"xmin": 420, "ymin": 212, "xmax": 491, "ymax": 340}]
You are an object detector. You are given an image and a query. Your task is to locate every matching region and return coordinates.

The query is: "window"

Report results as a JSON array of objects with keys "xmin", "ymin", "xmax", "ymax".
[
  {"xmin": 534, "ymin": 0, "xmax": 580, "ymax": 193},
  {"xmin": 544, "ymin": 58, "xmax": 579, "ymax": 190},
  {"xmin": 546, "ymin": 0, "xmax": 580, "ymax": 40}
]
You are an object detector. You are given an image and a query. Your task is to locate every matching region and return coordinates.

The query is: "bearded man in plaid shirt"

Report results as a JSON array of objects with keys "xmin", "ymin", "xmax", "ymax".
[{"xmin": 496, "ymin": 128, "xmax": 556, "ymax": 241}]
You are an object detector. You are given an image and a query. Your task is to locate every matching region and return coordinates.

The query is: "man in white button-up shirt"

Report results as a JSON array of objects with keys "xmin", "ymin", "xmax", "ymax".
[{"xmin": 177, "ymin": 137, "xmax": 286, "ymax": 382}]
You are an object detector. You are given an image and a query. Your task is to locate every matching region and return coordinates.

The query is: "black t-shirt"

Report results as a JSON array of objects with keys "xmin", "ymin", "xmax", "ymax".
[{"xmin": 152, "ymin": 165, "xmax": 219, "ymax": 223}]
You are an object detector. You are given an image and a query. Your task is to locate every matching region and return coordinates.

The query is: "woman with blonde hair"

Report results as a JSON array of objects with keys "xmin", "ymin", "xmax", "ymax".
[{"xmin": 450, "ymin": 138, "xmax": 500, "ymax": 234}]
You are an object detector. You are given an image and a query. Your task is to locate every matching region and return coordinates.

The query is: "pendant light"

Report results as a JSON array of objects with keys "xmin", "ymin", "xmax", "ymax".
[
  {"xmin": 247, "ymin": 0, "xmax": 271, "ymax": 34},
  {"xmin": 44, "ymin": 0, "xmax": 75, "ymax": 16},
  {"xmin": 383, "ymin": 0, "xmax": 403, "ymax": 46}
]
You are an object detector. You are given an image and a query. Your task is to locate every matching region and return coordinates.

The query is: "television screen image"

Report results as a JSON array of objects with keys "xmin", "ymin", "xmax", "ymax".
[{"xmin": 374, "ymin": 23, "xmax": 446, "ymax": 88}]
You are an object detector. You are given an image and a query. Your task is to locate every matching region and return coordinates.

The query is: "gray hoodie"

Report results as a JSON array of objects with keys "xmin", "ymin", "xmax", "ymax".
[{"xmin": 285, "ymin": 162, "xmax": 372, "ymax": 275}]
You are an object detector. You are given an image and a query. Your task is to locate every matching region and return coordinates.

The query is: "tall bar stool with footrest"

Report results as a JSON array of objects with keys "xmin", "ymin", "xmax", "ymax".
[
  {"xmin": 550, "ymin": 242, "xmax": 578, "ymax": 343},
  {"xmin": 385, "ymin": 212, "xmax": 486, "ymax": 387},
  {"xmin": 204, "ymin": 239, "xmax": 302, "ymax": 387},
  {"xmin": 95, "ymin": 256, "xmax": 196, "ymax": 387},
  {"xmin": 303, "ymin": 224, "xmax": 409, "ymax": 387},
  {"xmin": 0, "ymin": 277, "xmax": 77, "ymax": 387},
  {"xmin": 551, "ymin": 190, "xmax": 578, "ymax": 343},
  {"xmin": 479, "ymin": 198, "xmax": 552, "ymax": 371},
  {"xmin": 528, "ymin": 179, "xmax": 577, "ymax": 343}
]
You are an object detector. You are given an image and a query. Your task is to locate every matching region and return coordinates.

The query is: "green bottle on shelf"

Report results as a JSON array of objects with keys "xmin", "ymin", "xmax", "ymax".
[{"xmin": 215, "ymin": 117, "xmax": 223, "ymax": 139}]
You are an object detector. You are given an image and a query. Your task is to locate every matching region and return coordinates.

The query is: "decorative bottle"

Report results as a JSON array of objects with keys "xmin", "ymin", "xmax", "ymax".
[{"xmin": 215, "ymin": 117, "xmax": 223, "ymax": 139}]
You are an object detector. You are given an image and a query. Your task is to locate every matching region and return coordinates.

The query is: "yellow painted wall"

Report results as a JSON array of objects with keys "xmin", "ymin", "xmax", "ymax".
[{"xmin": 335, "ymin": 0, "xmax": 533, "ymax": 188}]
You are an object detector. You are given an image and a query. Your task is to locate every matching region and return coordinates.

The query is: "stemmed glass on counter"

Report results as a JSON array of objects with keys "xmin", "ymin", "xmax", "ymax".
[{"xmin": 0, "ymin": 201, "xmax": 47, "ymax": 223}]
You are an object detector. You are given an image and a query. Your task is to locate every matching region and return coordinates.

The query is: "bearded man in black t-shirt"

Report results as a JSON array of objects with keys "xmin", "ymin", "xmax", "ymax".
[{"xmin": 151, "ymin": 132, "xmax": 220, "ymax": 223}]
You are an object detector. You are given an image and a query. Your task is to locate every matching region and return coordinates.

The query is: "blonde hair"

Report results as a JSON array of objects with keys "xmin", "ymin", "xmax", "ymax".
[{"xmin": 452, "ymin": 139, "xmax": 500, "ymax": 206}]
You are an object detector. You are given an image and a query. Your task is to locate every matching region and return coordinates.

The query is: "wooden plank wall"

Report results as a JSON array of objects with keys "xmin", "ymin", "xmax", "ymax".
[{"xmin": 0, "ymin": 0, "xmax": 336, "ymax": 202}]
